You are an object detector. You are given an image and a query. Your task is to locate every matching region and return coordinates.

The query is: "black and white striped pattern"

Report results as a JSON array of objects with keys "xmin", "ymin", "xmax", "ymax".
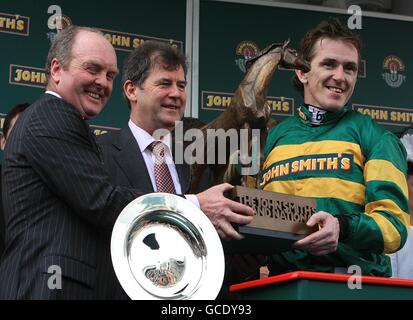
[{"xmin": 0, "ymin": 94, "xmax": 141, "ymax": 299}]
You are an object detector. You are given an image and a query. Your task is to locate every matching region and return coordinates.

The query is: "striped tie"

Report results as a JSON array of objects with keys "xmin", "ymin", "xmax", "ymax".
[{"xmin": 148, "ymin": 141, "xmax": 176, "ymax": 194}]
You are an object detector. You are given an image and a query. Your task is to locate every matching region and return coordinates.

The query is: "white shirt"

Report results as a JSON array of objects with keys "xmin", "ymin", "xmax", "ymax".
[
  {"xmin": 45, "ymin": 90, "xmax": 62, "ymax": 99},
  {"xmin": 128, "ymin": 120, "xmax": 199, "ymax": 208},
  {"xmin": 390, "ymin": 226, "xmax": 413, "ymax": 279}
]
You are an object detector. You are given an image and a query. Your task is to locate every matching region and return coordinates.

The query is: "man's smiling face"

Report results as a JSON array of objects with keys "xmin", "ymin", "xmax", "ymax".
[{"xmin": 296, "ymin": 38, "xmax": 359, "ymax": 111}]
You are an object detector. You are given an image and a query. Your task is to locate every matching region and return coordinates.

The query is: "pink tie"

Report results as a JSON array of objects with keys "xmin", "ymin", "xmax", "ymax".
[{"xmin": 148, "ymin": 141, "xmax": 176, "ymax": 194}]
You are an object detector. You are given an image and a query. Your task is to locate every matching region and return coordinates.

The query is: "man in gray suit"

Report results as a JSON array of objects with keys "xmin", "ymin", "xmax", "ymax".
[{"xmin": 0, "ymin": 27, "xmax": 253, "ymax": 299}]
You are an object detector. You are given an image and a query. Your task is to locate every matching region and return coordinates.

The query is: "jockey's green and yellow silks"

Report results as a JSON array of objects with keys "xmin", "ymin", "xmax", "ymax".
[{"xmin": 262, "ymin": 105, "xmax": 410, "ymax": 276}]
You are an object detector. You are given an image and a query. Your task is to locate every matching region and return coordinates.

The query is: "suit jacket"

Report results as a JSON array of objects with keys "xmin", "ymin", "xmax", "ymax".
[
  {"xmin": 0, "ymin": 94, "xmax": 142, "ymax": 299},
  {"xmin": 97, "ymin": 125, "xmax": 250, "ymax": 299},
  {"xmin": 97, "ymin": 126, "xmax": 191, "ymax": 193}
]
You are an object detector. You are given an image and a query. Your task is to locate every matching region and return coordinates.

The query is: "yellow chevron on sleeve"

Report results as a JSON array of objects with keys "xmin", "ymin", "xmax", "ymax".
[
  {"xmin": 264, "ymin": 177, "xmax": 365, "ymax": 205},
  {"xmin": 364, "ymin": 160, "xmax": 408, "ymax": 198},
  {"xmin": 264, "ymin": 140, "xmax": 365, "ymax": 169},
  {"xmin": 365, "ymin": 199, "xmax": 410, "ymax": 254}
]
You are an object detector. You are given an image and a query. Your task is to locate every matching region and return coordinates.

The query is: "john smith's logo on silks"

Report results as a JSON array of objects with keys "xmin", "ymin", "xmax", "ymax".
[
  {"xmin": 259, "ymin": 153, "xmax": 354, "ymax": 188},
  {"xmin": 235, "ymin": 41, "xmax": 259, "ymax": 73},
  {"xmin": 382, "ymin": 55, "xmax": 406, "ymax": 88}
]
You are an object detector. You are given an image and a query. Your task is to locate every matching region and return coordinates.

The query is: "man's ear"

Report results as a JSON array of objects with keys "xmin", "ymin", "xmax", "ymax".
[
  {"xmin": 49, "ymin": 58, "xmax": 63, "ymax": 84},
  {"xmin": 295, "ymin": 68, "xmax": 308, "ymax": 84},
  {"xmin": 123, "ymin": 80, "xmax": 137, "ymax": 103}
]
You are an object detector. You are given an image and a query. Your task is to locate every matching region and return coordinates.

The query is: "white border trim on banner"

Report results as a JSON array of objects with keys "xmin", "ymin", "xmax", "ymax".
[
  {"xmin": 187, "ymin": 0, "xmax": 200, "ymax": 118},
  {"xmin": 209, "ymin": 0, "xmax": 413, "ymax": 22}
]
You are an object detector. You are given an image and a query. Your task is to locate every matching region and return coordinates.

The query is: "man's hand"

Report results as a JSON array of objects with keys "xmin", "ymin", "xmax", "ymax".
[
  {"xmin": 196, "ymin": 183, "xmax": 254, "ymax": 240},
  {"xmin": 293, "ymin": 211, "xmax": 340, "ymax": 256}
]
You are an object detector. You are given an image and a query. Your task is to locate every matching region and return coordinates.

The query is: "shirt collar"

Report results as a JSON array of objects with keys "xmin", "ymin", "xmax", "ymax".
[
  {"xmin": 45, "ymin": 90, "xmax": 62, "ymax": 99},
  {"xmin": 128, "ymin": 119, "xmax": 172, "ymax": 154},
  {"xmin": 298, "ymin": 103, "xmax": 349, "ymax": 125}
]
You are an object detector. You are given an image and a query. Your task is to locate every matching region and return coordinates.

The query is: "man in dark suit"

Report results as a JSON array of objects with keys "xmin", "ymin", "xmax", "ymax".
[
  {"xmin": 0, "ymin": 26, "xmax": 148, "ymax": 299},
  {"xmin": 97, "ymin": 42, "xmax": 262, "ymax": 297},
  {"xmin": 98, "ymin": 41, "xmax": 254, "ymax": 241},
  {"xmin": 0, "ymin": 103, "xmax": 30, "ymax": 259}
]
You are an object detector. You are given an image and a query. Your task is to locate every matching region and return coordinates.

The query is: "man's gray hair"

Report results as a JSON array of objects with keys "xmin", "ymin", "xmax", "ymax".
[{"xmin": 45, "ymin": 26, "xmax": 104, "ymax": 75}]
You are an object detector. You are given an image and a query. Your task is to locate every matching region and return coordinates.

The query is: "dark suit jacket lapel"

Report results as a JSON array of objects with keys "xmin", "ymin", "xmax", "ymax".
[
  {"xmin": 87, "ymin": 125, "xmax": 102, "ymax": 159},
  {"xmin": 175, "ymin": 163, "xmax": 190, "ymax": 193},
  {"xmin": 112, "ymin": 127, "xmax": 154, "ymax": 192},
  {"xmin": 172, "ymin": 137, "xmax": 191, "ymax": 194},
  {"xmin": 43, "ymin": 94, "xmax": 102, "ymax": 159}
]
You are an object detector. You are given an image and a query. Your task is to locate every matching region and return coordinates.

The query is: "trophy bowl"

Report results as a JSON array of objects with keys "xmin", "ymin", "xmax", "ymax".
[{"xmin": 111, "ymin": 193, "xmax": 225, "ymax": 300}]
